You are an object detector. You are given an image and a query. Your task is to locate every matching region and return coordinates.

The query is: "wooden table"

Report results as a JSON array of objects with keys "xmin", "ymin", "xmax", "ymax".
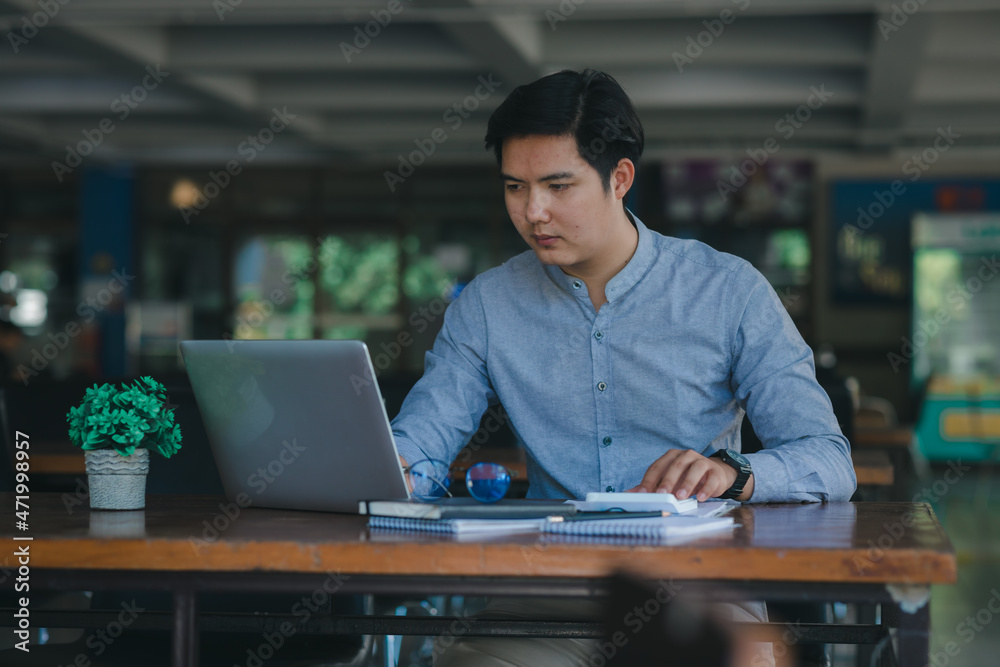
[{"xmin": 1, "ymin": 494, "xmax": 955, "ymax": 666}]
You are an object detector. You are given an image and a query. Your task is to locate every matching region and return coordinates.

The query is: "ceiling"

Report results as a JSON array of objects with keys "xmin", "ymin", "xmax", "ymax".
[{"xmin": 2, "ymin": 0, "xmax": 1000, "ymax": 168}]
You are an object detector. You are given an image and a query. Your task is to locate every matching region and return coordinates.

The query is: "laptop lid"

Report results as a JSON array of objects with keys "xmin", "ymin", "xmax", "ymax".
[{"xmin": 178, "ymin": 339, "xmax": 409, "ymax": 513}]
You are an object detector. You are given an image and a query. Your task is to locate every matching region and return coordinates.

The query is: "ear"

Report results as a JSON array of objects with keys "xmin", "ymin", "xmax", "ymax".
[{"xmin": 610, "ymin": 158, "xmax": 635, "ymax": 201}]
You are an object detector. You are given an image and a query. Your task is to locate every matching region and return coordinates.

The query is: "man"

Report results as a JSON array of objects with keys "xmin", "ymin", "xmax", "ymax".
[{"xmin": 390, "ymin": 69, "xmax": 855, "ymax": 666}]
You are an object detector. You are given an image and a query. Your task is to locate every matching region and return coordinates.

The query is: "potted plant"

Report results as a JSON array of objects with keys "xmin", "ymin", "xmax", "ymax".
[{"xmin": 67, "ymin": 376, "xmax": 182, "ymax": 510}]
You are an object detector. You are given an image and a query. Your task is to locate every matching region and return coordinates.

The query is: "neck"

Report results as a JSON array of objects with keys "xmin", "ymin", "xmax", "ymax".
[{"xmin": 563, "ymin": 209, "xmax": 639, "ymax": 286}]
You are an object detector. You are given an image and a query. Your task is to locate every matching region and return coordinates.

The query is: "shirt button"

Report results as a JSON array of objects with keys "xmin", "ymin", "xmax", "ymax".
[
  {"xmin": 597, "ymin": 382, "xmax": 607, "ymax": 392},
  {"xmin": 602, "ymin": 436, "xmax": 612, "ymax": 446},
  {"xmin": 594, "ymin": 331, "xmax": 604, "ymax": 340},
  {"xmin": 572, "ymin": 280, "xmax": 582, "ymax": 290},
  {"xmin": 605, "ymin": 486, "xmax": 615, "ymax": 492}
]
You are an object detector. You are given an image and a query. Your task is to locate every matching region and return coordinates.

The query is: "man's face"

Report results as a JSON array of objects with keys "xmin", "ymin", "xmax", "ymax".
[{"xmin": 501, "ymin": 134, "xmax": 624, "ymax": 276}]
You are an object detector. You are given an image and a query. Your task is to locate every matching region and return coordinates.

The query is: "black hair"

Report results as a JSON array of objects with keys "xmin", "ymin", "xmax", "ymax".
[{"xmin": 484, "ymin": 69, "xmax": 644, "ymax": 194}]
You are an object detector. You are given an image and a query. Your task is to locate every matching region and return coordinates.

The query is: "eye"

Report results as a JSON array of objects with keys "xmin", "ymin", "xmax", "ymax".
[
  {"xmin": 550, "ymin": 184, "xmax": 569, "ymax": 191},
  {"xmin": 505, "ymin": 183, "xmax": 523, "ymax": 192}
]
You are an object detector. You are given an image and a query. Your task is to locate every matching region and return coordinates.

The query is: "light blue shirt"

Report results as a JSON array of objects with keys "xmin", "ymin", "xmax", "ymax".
[{"xmin": 391, "ymin": 214, "xmax": 856, "ymax": 503}]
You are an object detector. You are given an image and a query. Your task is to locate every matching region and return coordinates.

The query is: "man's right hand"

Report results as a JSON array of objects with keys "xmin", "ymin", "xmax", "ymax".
[{"xmin": 399, "ymin": 456, "xmax": 412, "ymax": 492}]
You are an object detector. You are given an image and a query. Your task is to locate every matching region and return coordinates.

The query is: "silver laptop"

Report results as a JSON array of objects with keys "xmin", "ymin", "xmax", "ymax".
[{"xmin": 178, "ymin": 339, "xmax": 409, "ymax": 513}]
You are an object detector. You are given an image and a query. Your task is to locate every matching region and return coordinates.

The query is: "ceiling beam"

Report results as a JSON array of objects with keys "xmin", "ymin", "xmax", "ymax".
[
  {"xmin": 427, "ymin": 0, "xmax": 540, "ymax": 87},
  {"xmin": 2, "ymin": 0, "xmax": 333, "ymax": 154},
  {"xmin": 859, "ymin": 10, "xmax": 932, "ymax": 152}
]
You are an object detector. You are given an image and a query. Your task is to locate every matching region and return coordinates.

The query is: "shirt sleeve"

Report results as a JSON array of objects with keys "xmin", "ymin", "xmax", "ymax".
[
  {"xmin": 727, "ymin": 263, "xmax": 857, "ymax": 503},
  {"xmin": 390, "ymin": 279, "xmax": 497, "ymax": 466}
]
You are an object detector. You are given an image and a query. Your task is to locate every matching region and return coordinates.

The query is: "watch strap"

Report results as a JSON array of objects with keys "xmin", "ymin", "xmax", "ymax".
[{"xmin": 711, "ymin": 449, "xmax": 751, "ymax": 500}]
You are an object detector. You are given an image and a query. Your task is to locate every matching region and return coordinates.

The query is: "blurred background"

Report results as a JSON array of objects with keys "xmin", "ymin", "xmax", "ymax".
[{"xmin": 2, "ymin": 0, "xmax": 1000, "ymax": 664}]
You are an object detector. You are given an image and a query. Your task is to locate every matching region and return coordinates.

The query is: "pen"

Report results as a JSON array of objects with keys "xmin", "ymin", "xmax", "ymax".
[{"xmin": 548, "ymin": 511, "xmax": 668, "ymax": 523}]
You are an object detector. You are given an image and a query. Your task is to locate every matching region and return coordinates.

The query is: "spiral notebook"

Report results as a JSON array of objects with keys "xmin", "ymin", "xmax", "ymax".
[
  {"xmin": 367, "ymin": 515, "xmax": 546, "ymax": 535},
  {"xmin": 541, "ymin": 515, "xmax": 735, "ymax": 539}
]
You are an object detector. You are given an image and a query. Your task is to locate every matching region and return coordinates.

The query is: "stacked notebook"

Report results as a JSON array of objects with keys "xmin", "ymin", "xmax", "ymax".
[
  {"xmin": 362, "ymin": 498, "xmax": 574, "ymax": 535},
  {"xmin": 367, "ymin": 515, "xmax": 545, "ymax": 535},
  {"xmin": 542, "ymin": 514, "xmax": 735, "ymax": 539},
  {"xmin": 359, "ymin": 497, "xmax": 576, "ymax": 520},
  {"xmin": 363, "ymin": 497, "xmax": 736, "ymax": 540}
]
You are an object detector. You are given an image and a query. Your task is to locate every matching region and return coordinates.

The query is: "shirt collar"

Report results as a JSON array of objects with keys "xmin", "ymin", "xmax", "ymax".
[{"xmin": 543, "ymin": 209, "xmax": 656, "ymax": 302}]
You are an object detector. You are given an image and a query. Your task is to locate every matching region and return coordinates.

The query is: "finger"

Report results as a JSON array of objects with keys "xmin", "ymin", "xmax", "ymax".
[
  {"xmin": 667, "ymin": 458, "xmax": 713, "ymax": 499},
  {"xmin": 635, "ymin": 450, "xmax": 677, "ymax": 493},
  {"xmin": 399, "ymin": 457, "xmax": 413, "ymax": 493},
  {"xmin": 694, "ymin": 461, "xmax": 735, "ymax": 501},
  {"xmin": 636, "ymin": 450, "xmax": 683, "ymax": 493},
  {"xmin": 651, "ymin": 450, "xmax": 702, "ymax": 496},
  {"xmin": 691, "ymin": 473, "xmax": 720, "ymax": 502}
]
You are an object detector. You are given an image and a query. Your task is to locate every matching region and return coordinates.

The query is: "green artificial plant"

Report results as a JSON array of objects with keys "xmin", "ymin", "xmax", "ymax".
[{"xmin": 67, "ymin": 376, "xmax": 182, "ymax": 458}]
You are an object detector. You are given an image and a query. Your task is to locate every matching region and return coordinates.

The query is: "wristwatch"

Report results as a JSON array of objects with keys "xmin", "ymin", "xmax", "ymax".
[{"xmin": 710, "ymin": 449, "xmax": 752, "ymax": 500}]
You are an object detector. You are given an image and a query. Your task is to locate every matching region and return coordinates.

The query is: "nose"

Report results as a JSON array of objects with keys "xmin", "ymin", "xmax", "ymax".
[{"xmin": 525, "ymin": 188, "xmax": 551, "ymax": 225}]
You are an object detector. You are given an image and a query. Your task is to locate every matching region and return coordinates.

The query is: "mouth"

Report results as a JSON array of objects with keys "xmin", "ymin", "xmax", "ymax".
[{"xmin": 532, "ymin": 234, "xmax": 559, "ymax": 247}]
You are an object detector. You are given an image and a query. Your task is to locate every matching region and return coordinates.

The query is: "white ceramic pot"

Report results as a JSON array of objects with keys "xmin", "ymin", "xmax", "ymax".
[{"xmin": 84, "ymin": 449, "xmax": 150, "ymax": 510}]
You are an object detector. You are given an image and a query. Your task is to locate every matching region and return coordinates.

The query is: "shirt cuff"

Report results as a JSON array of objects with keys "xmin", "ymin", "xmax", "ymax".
[
  {"xmin": 741, "ymin": 451, "xmax": 788, "ymax": 504},
  {"xmin": 393, "ymin": 437, "xmax": 429, "ymax": 467}
]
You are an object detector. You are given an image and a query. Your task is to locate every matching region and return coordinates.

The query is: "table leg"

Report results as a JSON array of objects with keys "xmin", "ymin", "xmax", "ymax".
[
  {"xmin": 855, "ymin": 603, "xmax": 878, "ymax": 667},
  {"xmin": 172, "ymin": 588, "xmax": 199, "ymax": 667},
  {"xmin": 887, "ymin": 598, "xmax": 930, "ymax": 666}
]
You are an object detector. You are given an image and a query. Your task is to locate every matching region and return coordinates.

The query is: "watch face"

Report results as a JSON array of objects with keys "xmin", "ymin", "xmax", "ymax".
[{"xmin": 728, "ymin": 450, "xmax": 750, "ymax": 467}]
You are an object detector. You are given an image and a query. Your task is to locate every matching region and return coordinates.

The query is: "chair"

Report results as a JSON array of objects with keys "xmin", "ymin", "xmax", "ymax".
[{"xmin": 856, "ymin": 396, "xmax": 898, "ymax": 429}]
